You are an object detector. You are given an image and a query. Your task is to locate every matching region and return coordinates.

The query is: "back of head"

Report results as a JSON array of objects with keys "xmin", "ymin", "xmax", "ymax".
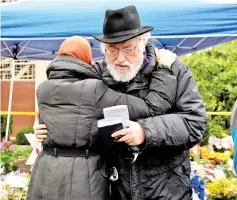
[{"xmin": 58, "ymin": 36, "xmax": 92, "ymax": 65}]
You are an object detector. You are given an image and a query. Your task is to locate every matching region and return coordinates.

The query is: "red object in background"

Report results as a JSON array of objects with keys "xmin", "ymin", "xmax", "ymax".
[{"xmin": 36, "ymin": 148, "xmax": 40, "ymax": 154}]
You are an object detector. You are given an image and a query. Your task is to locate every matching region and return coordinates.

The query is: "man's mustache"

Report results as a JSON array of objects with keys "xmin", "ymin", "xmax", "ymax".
[{"xmin": 115, "ymin": 64, "xmax": 130, "ymax": 68}]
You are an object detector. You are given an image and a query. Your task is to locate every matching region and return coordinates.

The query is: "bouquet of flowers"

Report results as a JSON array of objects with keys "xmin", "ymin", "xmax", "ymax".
[
  {"xmin": 206, "ymin": 177, "xmax": 237, "ymax": 200},
  {"xmin": 0, "ymin": 140, "xmax": 15, "ymax": 174},
  {"xmin": 209, "ymin": 136, "xmax": 233, "ymax": 154},
  {"xmin": 0, "ymin": 170, "xmax": 30, "ymax": 200}
]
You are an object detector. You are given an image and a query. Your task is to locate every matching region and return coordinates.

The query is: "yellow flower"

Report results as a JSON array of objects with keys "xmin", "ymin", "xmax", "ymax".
[
  {"xmin": 20, "ymin": 172, "xmax": 30, "ymax": 178},
  {"xmin": 200, "ymin": 146, "xmax": 211, "ymax": 160},
  {"xmin": 231, "ymin": 178, "xmax": 237, "ymax": 185},
  {"xmin": 221, "ymin": 133, "xmax": 227, "ymax": 137},
  {"xmin": 207, "ymin": 177, "xmax": 237, "ymax": 198},
  {"xmin": 223, "ymin": 188, "xmax": 230, "ymax": 195},
  {"xmin": 202, "ymin": 152, "xmax": 231, "ymax": 164},
  {"xmin": 231, "ymin": 185, "xmax": 237, "ymax": 193}
]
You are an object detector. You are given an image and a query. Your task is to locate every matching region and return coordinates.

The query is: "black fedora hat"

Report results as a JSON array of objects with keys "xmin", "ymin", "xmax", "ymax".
[{"xmin": 93, "ymin": 5, "xmax": 154, "ymax": 44}]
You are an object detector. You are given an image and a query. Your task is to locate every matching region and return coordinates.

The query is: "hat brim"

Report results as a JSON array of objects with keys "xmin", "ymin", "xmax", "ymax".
[{"xmin": 93, "ymin": 26, "xmax": 154, "ymax": 44}]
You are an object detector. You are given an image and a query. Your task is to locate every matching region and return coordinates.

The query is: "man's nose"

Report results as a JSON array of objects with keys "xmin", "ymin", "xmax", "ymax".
[{"xmin": 116, "ymin": 50, "xmax": 126, "ymax": 63}]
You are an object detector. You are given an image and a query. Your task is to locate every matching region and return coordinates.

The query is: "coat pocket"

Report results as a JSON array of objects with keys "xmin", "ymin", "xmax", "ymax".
[
  {"xmin": 172, "ymin": 164, "xmax": 192, "ymax": 191},
  {"xmin": 154, "ymin": 164, "xmax": 192, "ymax": 200},
  {"xmin": 99, "ymin": 160, "xmax": 109, "ymax": 179}
]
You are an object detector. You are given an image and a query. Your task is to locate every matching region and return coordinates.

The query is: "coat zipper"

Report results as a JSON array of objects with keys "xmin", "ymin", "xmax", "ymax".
[{"xmin": 130, "ymin": 163, "xmax": 133, "ymax": 200}]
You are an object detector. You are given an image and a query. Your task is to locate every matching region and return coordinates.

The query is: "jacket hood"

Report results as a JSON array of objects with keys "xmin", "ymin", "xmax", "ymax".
[{"xmin": 46, "ymin": 55, "xmax": 99, "ymax": 80}]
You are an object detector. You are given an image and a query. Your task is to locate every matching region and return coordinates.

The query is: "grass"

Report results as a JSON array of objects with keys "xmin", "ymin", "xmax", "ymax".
[
  {"xmin": 13, "ymin": 145, "xmax": 32, "ymax": 159},
  {"xmin": 12, "ymin": 145, "xmax": 32, "ymax": 172}
]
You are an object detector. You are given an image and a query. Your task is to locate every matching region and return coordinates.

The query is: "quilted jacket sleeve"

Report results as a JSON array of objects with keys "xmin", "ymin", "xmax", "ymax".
[
  {"xmin": 95, "ymin": 81, "xmax": 153, "ymax": 121},
  {"xmin": 137, "ymin": 59, "xmax": 208, "ymax": 151},
  {"xmin": 145, "ymin": 66, "xmax": 177, "ymax": 116}
]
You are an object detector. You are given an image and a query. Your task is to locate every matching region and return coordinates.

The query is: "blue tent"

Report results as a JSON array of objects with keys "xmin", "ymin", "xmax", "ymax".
[{"xmin": 1, "ymin": 0, "xmax": 237, "ymax": 60}]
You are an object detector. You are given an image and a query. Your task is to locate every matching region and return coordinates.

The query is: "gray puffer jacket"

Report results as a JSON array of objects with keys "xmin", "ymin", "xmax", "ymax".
[{"xmin": 26, "ymin": 55, "xmax": 155, "ymax": 200}]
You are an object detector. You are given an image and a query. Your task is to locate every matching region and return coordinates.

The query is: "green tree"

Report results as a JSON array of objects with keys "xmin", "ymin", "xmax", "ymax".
[
  {"xmin": 180, "ymin": 40, "xmax": 237, "ymax": 143},
  {"xmin": 1, "ymin": 115, "xmax": 13, "ymax": 140}
]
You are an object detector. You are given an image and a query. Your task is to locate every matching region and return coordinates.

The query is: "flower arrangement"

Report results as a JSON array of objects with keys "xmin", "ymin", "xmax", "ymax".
[
  {"xmin": 205, "ymin": 152, "xmax": 231, "ymax": 164},
  {"xmin": 189, "ymin": 135, "xmax": 237, "ymax": 200},
  {"xmin": 209, "ymin": 136, "xmax": 233, "ymax": 154},
  {"xmin": 0, "ymin": 140, "xmax": 15, "ymax": 174},
  {"xmin": 207, "ymin": 177, "xmax": 237, "ymax": 200},
  {"xmin": 0, "ymin": 171, "xmax": 30, "ymax": 200}
]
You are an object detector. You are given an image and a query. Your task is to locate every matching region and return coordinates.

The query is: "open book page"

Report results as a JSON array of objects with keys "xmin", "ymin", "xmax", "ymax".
[
  {"xmin": 97, "ymin": 118, "xmax": 122, "ymax": 128},
  {"xmin": 103, "ymin": 105, "xmax": 129, "ymax": 128}
]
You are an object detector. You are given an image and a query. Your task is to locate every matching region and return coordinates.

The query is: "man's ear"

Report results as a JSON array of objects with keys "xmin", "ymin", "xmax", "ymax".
[{"xmin": 138, "ymin": 37, "xmax": 146, "ymax": 53}]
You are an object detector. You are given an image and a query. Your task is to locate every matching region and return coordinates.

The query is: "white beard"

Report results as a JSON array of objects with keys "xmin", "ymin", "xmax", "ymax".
[{"xmin": 106, "ymin": 58, "xmax": 143, "ymax": 82}]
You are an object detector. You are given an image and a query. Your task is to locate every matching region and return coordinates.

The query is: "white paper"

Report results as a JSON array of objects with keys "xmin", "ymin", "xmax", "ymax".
[
  {"xmin": 25, "ymin": 150, "xmax": 38, "ymax": 165},
  {"xmin": 24, "ymin": 134, "xmax": 37, "ymax": 147},
  {"xmin": 103, "ymin": 105, "xmax": 129, "ymax": 128},
  {"xmin": 97, "ymin": 118, "xmax": 122, "ymax": 128},
  {"xmin": 24, "ymin": 134, "xmax": 42, "ymax": 165}
]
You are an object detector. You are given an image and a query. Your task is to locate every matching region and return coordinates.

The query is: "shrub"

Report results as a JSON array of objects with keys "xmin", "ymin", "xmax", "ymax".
[
  {"xmin": 181, "ymin": 40, "xmax": 237, "ymax": 143},
  {"xmin": 15, "ymin": 126, "xmax": 33, "ymax": 145}
]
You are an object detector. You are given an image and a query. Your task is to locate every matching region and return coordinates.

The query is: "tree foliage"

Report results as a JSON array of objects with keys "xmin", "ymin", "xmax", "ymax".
[
  {"xmin": 180, "ymin": 40, "xmax": 237, "ymax": 143},
  {"xmin": 1, "ymin": 115, "xmax": 13, "ymax": 140}
]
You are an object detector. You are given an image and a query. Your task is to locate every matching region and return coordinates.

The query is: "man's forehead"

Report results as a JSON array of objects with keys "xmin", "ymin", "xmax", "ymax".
[{"xmin": 106, "ymin": 38, "xmax": 138, "ymax": 48}]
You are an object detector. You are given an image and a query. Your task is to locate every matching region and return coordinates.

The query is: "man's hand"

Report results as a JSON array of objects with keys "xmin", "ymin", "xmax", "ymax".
[
  {"xmin": 34, "ymin": 111, "xmax": 48, "ymax": 143},
  {"xmin": 156, "ymin": 48, "xmax": 177, "ymax": 68},
  {"xmin": 111, "ymin": 121, "xmax": 145, "ymax": 146}
]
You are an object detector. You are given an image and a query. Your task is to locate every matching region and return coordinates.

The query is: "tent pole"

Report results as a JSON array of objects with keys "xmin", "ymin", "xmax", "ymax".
[{"xmin": 5, "ymin": 60, "xmax": 15, "ymax": 140}]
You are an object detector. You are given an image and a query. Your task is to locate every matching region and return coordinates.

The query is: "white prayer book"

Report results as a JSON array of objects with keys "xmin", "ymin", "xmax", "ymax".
[{"xmin": 103, "ymin": 105, "xmax": 129, "ymax": 128}]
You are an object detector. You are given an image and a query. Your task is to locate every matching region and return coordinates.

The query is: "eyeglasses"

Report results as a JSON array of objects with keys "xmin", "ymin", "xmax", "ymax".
[{"xmin": 105, "ymin": 46, "xmax": 137, "ymax": 57}]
